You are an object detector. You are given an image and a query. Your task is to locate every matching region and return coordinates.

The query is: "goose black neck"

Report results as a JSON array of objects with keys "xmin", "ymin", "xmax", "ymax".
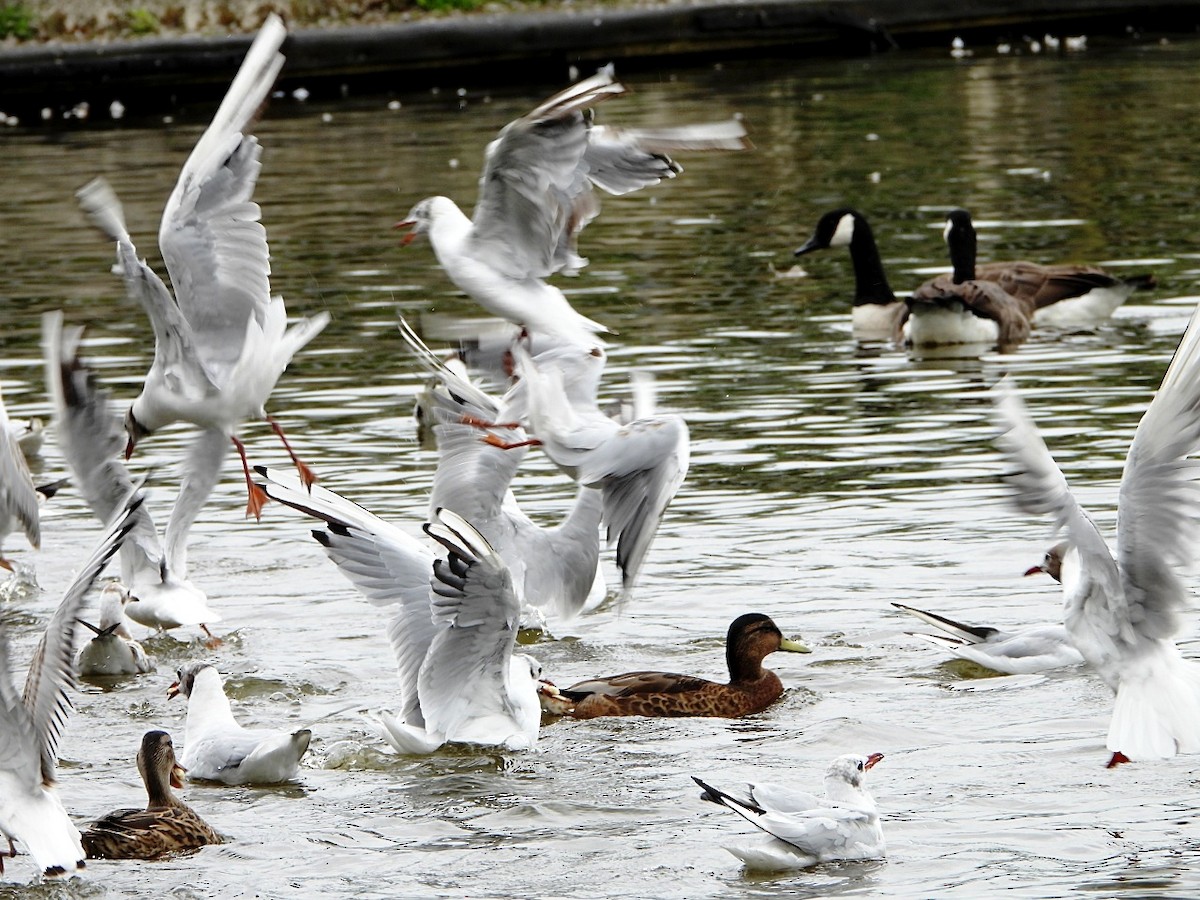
[
  {"xmin": 847, "ymin": 218, "xmax": 897, "ymax": 306},
  {"xmin": 946, "ymin": 216, "xmax": 977, "ymax": 284}
]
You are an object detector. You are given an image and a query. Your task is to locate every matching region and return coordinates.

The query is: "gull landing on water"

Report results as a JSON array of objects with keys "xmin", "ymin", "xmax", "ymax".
[
  {"xmin": 259, "ymin": 468, "xmax": 543, "ymax": 754},
  {"xmin": 994, "ymin": 300, "xmax": 1200, "ymax": 767},
  {"xmin": 395, "ymin": 64, "xmax": 750, "ymax": 347},
  {"xmin": 693, "ymin": 753, "xmax": 886, "ymax": 872},
  {"xmin": 76, "ymin": 14, "xmax": 329, "ymax": 522},
  {"xmin": 44, "ymin": 312, "xmax": 221, "ymax": 642}
]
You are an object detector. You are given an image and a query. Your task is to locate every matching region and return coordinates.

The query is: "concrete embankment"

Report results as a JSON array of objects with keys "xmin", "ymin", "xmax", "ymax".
[{"xmin": 1, "ymin": 0, "xmax": 1198, "ymax": 118}]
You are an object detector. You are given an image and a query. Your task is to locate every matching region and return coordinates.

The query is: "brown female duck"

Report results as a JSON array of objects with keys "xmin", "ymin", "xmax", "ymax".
[
  {"xmin": 81, "ymin": 730, "xmax": 222, "ymax": 860},
  {"xmin": 538, "ymin": 613, "xmax": 809, "ymax": 719}
]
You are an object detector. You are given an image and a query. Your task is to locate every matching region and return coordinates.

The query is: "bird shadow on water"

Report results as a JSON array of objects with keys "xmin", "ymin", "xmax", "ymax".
[{"xmin": 725, "ymin": 858, "xmax": 888, "ymax": 897}]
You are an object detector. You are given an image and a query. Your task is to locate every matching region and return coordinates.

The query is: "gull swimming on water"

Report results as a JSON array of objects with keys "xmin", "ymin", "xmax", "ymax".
[
  {"xmin": 74, "ymin": 583, "xmax": 153, "ymax": 678},
  {"xmin": 167, "ymin": 662, "xmax": 311, "ymax": 785},
  {"xmin": 994, "ymin": 301, "xmax": 1200, "ymax": 765},
  {"xmin": 0, "ymin": 490, "xmax": 142, "ymax": 880},
  {"xmin": 44, "ymin": 312, "xmax": 221, "ymax": 639},
  {"xmin": 396, "ymin": 64, "xmax": 749, "ymax": 346},
  {"xmin": 76, "ymin": 14, "xmax": 330, "ymax": 522},
  {"xmin": 260, "ymin": 468, "xmax": 543, "ymax": 754},
  {"xmin": 693, "ymin": 753, "xmax": 886, "ymax": 872},
  {"xmin": 892, "ymin": 602, "xmax": 1083, "ymax": 675}
]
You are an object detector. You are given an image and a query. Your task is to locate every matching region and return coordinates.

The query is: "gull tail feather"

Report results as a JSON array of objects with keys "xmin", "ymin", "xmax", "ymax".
[{"xmin": 1108, "ymin": 651, "xmax": 1200, "ymax": 761}]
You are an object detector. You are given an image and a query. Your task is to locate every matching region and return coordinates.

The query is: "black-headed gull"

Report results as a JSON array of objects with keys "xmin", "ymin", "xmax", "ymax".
[
  {"xmin": 74, "ymin": 583, "xmax": 153, "ymax": 678},
  {"xmin": 81, "ymin": 730, "xmax": 222, "ymax": 860},
  {"xmin": 0, "ymin": 385, "xmax": 41, "ymax": 574},
  {"xmin": 994, "ymin": 303, "xmax": 1200, "ymax": 765},
  {"xmin": 166, "ymin": 662, "xmax": 310, "ymax": 785},
  {"xmin": 893, "ymin": 602, "xmax": 1083, "ymax": 674},
  {"xmin": 0, "ymin": 489, "xmax": 141, "ymax": 879},
  {"xmin": 498, "ymin": 341, "xmax": 689, "ymax": 602},
  {"xmin": 44, "ymin": 312, "xmax": 221, "ymax": 639},
  {"xmin": 396, "ymin": 65, "xmax": 749, "ymax": 346},
  {"xmin": 259, "ymin": 468, "xmax": 542, "ymax": 754},
  {"xmin": 693, "ymin": 752, "xmax": 886, "ymax": 872},
  {"xmin": 401, "ymin": 319, "xmax": 605, "ymax": 627},
  {"xmin": 76, "ymin": 14, "xmax": 330, "ymax": 522}
]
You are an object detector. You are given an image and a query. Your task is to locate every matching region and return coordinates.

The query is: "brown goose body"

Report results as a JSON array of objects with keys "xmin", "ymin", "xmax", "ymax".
[
  {"xmin": 82, "ymin": 731, "xmax": 222, "ymax": 861},
  {"xmin": 540, "ymin": 613, "xmax": 808, "ymax": 719}
]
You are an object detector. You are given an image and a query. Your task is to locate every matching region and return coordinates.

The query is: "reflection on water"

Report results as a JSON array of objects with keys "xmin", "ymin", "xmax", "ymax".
[{"xmin": 3, "ymin": 35, "xmax": 1200, "ymax": 899}]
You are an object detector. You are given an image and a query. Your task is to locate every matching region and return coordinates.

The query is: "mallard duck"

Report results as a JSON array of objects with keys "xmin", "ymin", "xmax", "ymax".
[
  {"xmin": 81, "ymin": 730, "xmax": 221, "ymax": 860},
  {"xmin": 167, "ymin": 663, "xmax": 311, "ymax": 785},
  {"xmin": 537, "ymin": 613, "xmax": 809, "ymax": 719},
  {"xmin": 693, "ymin": 752, "xmax": 885, "ymax": 871}
]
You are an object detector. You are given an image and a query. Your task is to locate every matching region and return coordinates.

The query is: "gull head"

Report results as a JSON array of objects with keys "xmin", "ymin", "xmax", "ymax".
[
  {"xmin": 395, "ymin": 196, "xmax": 454, "ymax": 245},
  {"xmin": 1024, "ymin": 541, "xmax": 1066, "ymax": 583},
  {"xmin": 124, "ymin": 406, "xmax": 152, "ymax": 459},
  {"xmin": 167, "ymin": 660, "xmax": 216, "ymax": 700},
  {"xmin": 826, "ymin": 752, "xmax": 884, "ymax": 791}
]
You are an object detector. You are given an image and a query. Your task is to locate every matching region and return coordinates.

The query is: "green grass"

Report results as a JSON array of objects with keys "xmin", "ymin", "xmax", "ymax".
[{"xmin": 0, "ymin": 2, "xmax": 35, "ymax": 39}]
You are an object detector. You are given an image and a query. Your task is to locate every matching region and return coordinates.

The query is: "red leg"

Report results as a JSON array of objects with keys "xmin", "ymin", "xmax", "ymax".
[
  {"xmin": 267, "ymin": 416, "xmax": 318, "ymax": 490},
  {"xmin": 231, "ymin": 435, "xmax": 269, "ymax": 521},
  {"xmin": 459, "ymin": 413, "xmax": 523, "ymax": 430},
  {"xmin": 1106, "ymin": 751, "xmax": 1131, "ymax": 769},
  {"xmin": 0, "ymin": 557, "xmax": 12, "ymax": 572},
  {"xmin": 482, "ymin": 434, "xmax": 542, "ymax": 451},
  {"xmin": 200, "ymin": 623, "xmax": 223, "ymax": 649}
]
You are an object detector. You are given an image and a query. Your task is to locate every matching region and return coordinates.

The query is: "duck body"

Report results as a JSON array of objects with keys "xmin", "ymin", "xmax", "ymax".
[
  {"xmin": 170, "ymin": 663, "xmax": 310, "ymax": 785},
  {"xmin": 539, "ymin": 613, "xmax": 808, "ymax": 719},
  {"xmin": 82, "ymin": 730, "xmax": 221, "ymax": 860}
]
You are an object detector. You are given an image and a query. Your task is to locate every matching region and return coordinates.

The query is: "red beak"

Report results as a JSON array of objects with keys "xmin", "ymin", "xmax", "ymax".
[
  {"xmin": 864, "ymin": 752, "xmax": 884, "ymax": 770},
  {"xmin": 393, "ymin": 220, "xmax": 417, "ymax": 245},
  {"xmin": 1023, "ymin": 564, "xmax": 1045, "ymax": 577}
]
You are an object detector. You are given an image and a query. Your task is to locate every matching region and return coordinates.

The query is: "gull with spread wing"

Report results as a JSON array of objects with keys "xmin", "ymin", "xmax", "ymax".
[
  {"xmin": 396, "ymin": 65, "xmax": 749, "ymax": 346},
  {"xmin": 259, "ymin": 468, "xmax": 543, "ymax": 754},
  {"xmin": 994, "ymin": 302, "xmax": 1200, "ymax": 765},
  {"xmin": 693, "ymin": 753, "xmax": 886, "ymax": 872},
  {"xmin": 76, "ymin": 14, "xmax": 330, "ymax": 522},
  {"xmin": 44, "ymin": 312, "xmax": 221, "ymax": 639},
  {"xmin": 0, "ymin": 490, "xmax": 141, "ymax": 880},
  {"xmin": 401, "ymin": 319, "xmax": 605, "ymax": 627},
  {"xmin": 490, "ymin": 341, "xmax": 689, "ymax": 603}
]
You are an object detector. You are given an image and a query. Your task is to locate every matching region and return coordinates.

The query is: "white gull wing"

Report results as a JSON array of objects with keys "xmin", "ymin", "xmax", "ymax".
[
  {"xmin": 0, "ymin": 384, "xmax": 40, "ymax": 556},
  {"xmin": 993, "ymin": 379, "xmax": 1129, "ymax": 666},
  {"xmin": 468, "ymin": 66, "xmax": 627, "ymax": 282},
  {"xmin": 44, "ymin": 311, "xmax": 162, "ymax": 583},
  {"xmin": 158, "ymin": 14, "xmax": 285, "ymax": 370},
  {"xmin": 515, "ymin": 343, "xmax": 689, "ymax": 599},
  {"xmin": 20, "ymin": 489, "xmax": 143, "ymax": 786},
  {"xmin": 162, "ymin": 427, "xmax": 229, "ymax": 580},
  {"xmin": 420, "ymin": 509, "xmax": 537, "ymax": 748},
  {"xmin": 76, "ymin": 178, "xmax": 219, "ymax": 400},
  {"xmin": 258, "ymin": 467, "xmax": 435, "ymax": 729},
  {"xmin": 427, "ymin": 382, "xmax": 603, "ymax": 621}
]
